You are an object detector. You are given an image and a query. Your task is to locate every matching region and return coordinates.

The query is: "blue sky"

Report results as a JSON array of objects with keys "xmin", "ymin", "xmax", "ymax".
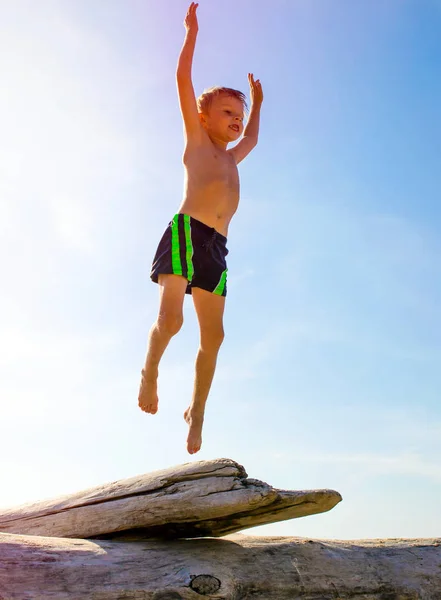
[{"xmin": 0, "ymin": 0, "xmax": 440, "ymax": 540}]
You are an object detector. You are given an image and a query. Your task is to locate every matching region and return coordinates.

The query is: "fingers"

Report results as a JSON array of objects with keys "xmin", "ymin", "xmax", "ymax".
[
  {"xmin": 186, "ymin": 3, "xmax": 198, "ymax": 18},
  {"xmin": 248, "ymin": 73, "xmax": 263, "ymax": 104},
  {"xmin": 248, "ymin": 73, "xmax": 262, "ymax": 87},
  {"xmin": 184, "ymin": 2, "xmax": 199, "ymax": 29}
]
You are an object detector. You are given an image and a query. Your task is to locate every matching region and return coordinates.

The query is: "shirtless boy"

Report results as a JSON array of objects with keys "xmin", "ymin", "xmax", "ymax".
[{"xmin": 138, "ymin": 2, "xmax": 263, "ymax": 454}]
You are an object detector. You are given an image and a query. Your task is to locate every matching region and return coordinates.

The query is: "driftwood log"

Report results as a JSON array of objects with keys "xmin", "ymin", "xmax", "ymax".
[
  {"xmin": 3, "ymin": 458, "xmax": 435, "ymax": 598},
  {"xmin": 0, "ymin": 458, "xmax": 341, "ymax": 539},
  {"xmin": 0, "ymin": 532, "xmax": 440, "ymax": 599}
]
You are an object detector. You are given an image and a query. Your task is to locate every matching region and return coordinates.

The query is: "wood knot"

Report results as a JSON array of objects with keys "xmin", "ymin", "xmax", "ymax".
[{"xmin": 190, "ymin": 574, "xmax": 221, "ymax": 595}]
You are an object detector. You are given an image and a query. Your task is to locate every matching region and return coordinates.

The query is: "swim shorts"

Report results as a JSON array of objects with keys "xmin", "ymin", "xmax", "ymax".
[{"xmin": 150, "ymin": 213, "xmax": 229, "ymax": 296}]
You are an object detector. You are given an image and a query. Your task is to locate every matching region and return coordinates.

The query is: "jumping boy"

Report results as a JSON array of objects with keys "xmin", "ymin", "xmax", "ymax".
[{"xmin": 138, "ymin": 2, "xmax": 263, "ymax": 454}]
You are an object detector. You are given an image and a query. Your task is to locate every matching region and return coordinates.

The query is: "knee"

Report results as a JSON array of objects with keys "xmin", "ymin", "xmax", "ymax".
[
  {"xmin": 201, "ymin": 327, "xmax": 225, "ymax": 352},
  {"xmin": 157, "ymin": 312, "xmax": 183, "ymax": 337}
]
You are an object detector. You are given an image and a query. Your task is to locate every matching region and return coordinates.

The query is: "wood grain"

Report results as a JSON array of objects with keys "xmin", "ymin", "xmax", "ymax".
[
  {"xmin": 0, "ymin": 458, "xmax": 341, "ymax": 539},
  {"xmin": 0, "ymin": 532, "xmax": 440, "ymax": 599}
]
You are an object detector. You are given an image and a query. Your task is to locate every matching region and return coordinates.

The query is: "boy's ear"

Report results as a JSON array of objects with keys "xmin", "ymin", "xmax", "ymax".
[{"xmin": 199, "ymin": 112, "xmax": 207, "ymax": 126}]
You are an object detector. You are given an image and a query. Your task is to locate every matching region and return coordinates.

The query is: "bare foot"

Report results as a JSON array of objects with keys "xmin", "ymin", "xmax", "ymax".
[
  {"xmin": 184, "ymin": 407, "xmax": 204, "ymax": 454},
  {"xmin": 138, "ymin": 369, "xmax": 159, "ymax": 414}
]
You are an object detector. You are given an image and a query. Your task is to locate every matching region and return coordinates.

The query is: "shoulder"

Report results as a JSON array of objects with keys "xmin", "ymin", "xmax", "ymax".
[{"xmin": 227, "ymin": 137, "xmax": 258, "ymax": 165}]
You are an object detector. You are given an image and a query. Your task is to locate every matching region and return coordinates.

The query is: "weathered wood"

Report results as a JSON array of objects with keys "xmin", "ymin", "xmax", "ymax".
[
  {"xmin": 0, "ymin": 532, "xmax": 440, "ymax": 599},
  {"xmin": 0, "ymin": 458, "xmax": 341, "ymax": 539}
]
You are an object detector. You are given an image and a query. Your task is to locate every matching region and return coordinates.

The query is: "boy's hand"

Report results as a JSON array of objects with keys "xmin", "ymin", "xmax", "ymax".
[
  {"xmin": 248, "ymin": 73, "xmax": 263, "ymax": 106},
  {"xmin": 184, "ymin": 2, "xmax": 199, "ymax": 33}
]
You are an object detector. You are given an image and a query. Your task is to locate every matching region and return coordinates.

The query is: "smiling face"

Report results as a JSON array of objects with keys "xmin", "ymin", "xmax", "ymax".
[{"xmin": 200, "ymin": 93, "xmax": 245, "ymax": 144}]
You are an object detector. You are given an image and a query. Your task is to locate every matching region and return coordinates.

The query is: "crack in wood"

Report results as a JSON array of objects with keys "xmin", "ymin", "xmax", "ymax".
[{"xmin": 0, "ymin": 475, "xmax": 249, "ymax": 525}]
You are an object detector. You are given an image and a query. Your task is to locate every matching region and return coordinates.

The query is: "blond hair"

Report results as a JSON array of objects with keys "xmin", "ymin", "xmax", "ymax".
[{"xmin": 197, "ymin": 86, "xmax": 248, "ymax": 115}]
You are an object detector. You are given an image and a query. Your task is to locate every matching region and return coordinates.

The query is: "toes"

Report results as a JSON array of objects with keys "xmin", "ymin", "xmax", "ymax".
[
  {"xmin": 138, "ymin": 402, "xmax": 158, "ymax": 414},
  {"xmin": 187, "ymin": 440, "xmax": 201, "ymax": 454}
]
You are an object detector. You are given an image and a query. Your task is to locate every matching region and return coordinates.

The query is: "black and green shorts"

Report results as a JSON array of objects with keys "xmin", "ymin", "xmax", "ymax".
[{"xmin": 150, "ymin": 213, "xmax": 229, "ymax": 296}]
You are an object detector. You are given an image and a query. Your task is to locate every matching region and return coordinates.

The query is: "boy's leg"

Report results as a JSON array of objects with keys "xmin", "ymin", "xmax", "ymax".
[
  {"xmin": 184, "ymin": 287, "xmax": 225, "ymax": 454},
  {"xmin": 138, "ymin": 274, "xmax": 188, "ymax": 414}
]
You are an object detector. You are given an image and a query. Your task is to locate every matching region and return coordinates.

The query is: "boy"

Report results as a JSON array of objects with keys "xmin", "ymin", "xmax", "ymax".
[{"xmin": 138, "ymin": 2, "xmax": 263, "ymax": 454}]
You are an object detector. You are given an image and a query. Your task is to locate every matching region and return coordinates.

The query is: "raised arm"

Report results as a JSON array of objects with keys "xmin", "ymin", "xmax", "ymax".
[
  {"xmin": 176, "ymin": 3, "xmax": 203, "ymax": 142},
  {"xmin": 229, "ymin": 74, "xmax": 263, "ymax": 164}
]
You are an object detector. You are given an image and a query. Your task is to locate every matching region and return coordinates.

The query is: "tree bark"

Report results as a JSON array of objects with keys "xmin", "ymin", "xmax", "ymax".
[
  {"xmin": 0, "ymin": 459, "xmax": 341, "ymax": 540},
  {"xmin": 0, "ymin": 532, "xmax": 440, "ymax": 599}
]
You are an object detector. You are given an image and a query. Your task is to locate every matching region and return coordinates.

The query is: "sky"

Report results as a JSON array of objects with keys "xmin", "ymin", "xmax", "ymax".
[{"xmin": 0, "ymin": 0, "xmax": 440, "ymax": 541}]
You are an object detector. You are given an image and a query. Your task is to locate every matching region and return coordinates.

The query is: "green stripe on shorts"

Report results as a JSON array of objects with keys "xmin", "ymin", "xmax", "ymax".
[
  {"xmin": 171, "ymin": 214, "xmax": 182, "ymax": 276},
  {"xmin": 213, "ymin": 269, "xmax": 227, "ymax": 296},
  {"xmin": 183, "ymin": 214, "xmax": 194, "ymax": 282}
]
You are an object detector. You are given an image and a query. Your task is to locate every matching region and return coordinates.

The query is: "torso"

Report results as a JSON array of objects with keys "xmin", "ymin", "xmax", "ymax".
[{"xmin": 177, "ymin": 139, "xmax": 239, "ymax": 237}]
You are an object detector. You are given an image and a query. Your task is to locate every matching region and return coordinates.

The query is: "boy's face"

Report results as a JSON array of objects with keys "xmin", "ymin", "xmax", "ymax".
[{"xmin": 200, "ymin": 94, "xmax": 245, "ymax": 143}]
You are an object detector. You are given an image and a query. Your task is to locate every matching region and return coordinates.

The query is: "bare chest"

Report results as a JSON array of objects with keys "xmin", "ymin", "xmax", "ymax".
[{"xmin": 184, "ymin": 148, "xmax": 239, "ymax": 190}]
